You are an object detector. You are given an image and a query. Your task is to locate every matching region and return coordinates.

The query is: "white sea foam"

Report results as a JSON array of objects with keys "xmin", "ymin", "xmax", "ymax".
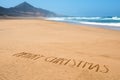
[
  {"xmin": 102, "ymin": 17, "xmax": 120, "ymax": 20},
  {"xmin": 76, "ymin": 17, "xmax": 101, "ymax": 20},
  {"xmin": 46, "ymin": 17, "xmax": 102, "ymax": 20},
  {"xmin": 46, "ymin": 17, "xmax": 66, "ymax": 21},
  {"xmin": 46, "ymin": 16, "xmax": 120, "ymax": 21},
  {"xmin": 80, "ymin": 22, "xmax": 120, "ymax": 27},
  {"xmin": 46, "ymin": 17, "xmax": 120, "ymax": 28}
]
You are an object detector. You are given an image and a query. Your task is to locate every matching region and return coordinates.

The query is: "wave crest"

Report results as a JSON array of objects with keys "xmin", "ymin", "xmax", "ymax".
[{"xmin": 46, "ymin": 16, "xmax": 120, "ymax": 27}]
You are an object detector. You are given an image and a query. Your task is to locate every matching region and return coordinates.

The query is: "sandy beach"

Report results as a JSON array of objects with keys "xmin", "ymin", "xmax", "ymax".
[{"xmin": 0, "ymin": 19, "xmax": 120, "ymax": 80}]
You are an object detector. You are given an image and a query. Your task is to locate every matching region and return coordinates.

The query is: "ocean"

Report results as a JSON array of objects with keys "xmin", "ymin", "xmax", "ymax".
[{"xmin": 46, "ymin": 16, "xmax": 120, "ymax": 30}]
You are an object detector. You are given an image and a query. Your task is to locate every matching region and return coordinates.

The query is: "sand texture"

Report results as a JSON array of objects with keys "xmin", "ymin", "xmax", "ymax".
[{"xmin": 0, "ymin": 19, "xmax": 120, "ymax": 80}]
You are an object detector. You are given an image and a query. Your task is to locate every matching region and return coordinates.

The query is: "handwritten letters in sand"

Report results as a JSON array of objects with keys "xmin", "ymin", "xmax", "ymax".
[{"xmin": 13, "ymin": 52, "xmax": 109, "ymax": 73}]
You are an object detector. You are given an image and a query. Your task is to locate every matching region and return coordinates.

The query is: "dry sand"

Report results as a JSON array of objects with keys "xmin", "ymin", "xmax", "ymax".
[{"xmin": 0, "ymin": 19, "xmax": 120, "ymax": 80}]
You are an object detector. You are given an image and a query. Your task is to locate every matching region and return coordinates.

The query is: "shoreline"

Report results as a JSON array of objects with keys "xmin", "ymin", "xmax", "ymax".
[
  {"xmin": 45, "ymin": 17, "xmax": 120, "ymax": 31},
  {"xmin": 1, "ymin": 17, "xmax": 120, "ymax": 31},
  {"xmin": 44, "ymin": 19, "xmax": 120, "ymax": 32}
]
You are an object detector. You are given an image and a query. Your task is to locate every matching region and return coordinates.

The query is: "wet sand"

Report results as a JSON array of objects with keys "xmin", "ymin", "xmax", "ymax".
[{"xmin": 0, "ymin": 19, "xmax": 120, "ymax": 80}]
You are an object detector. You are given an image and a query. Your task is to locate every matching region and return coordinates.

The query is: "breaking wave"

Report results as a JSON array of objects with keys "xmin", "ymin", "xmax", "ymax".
[
  {"xmin": 46, "ymin": 16, "xmax": 120, "ymax": 30},
  {"xmin": 80, "ymin": 22, "xmax": 120, "ymax": 27}
]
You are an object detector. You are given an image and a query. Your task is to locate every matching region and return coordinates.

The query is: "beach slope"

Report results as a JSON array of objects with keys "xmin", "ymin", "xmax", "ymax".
[{"xmin": 0, "ymin": 19, "xmax": 120, "ymax": 80}]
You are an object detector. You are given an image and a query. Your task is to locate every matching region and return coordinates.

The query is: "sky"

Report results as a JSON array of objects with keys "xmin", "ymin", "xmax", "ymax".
[{"xmin": 0, "ymin": 0, "xmax": 120, "ymax": 16}]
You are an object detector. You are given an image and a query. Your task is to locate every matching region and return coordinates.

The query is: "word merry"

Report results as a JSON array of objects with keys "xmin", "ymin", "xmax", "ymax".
[{"xmin": 13, "ymin": 52, "xmax": 109, "ymax": 73}]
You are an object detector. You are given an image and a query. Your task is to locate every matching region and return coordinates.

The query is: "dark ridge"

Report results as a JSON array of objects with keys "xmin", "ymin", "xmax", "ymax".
[{"xmin": 0, "ymin": 2, "xmax": 57, "ymax": 17}]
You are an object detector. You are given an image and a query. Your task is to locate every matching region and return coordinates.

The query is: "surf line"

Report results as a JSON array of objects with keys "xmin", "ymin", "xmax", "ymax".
[{"xmin": 13, "ymin": 52, "xmax": 109, "ymax": 73}]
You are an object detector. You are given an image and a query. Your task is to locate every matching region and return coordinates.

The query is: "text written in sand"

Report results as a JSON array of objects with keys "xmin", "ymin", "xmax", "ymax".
[{"xmin": 13, "ymin": 52, "xmax": 109, "ymax": 73}]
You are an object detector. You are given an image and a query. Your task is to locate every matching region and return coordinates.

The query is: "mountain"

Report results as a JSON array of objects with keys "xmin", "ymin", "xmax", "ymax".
[
  {"xmin": 0, "ymin": 6, "xmax": 7, "ymax": 16},
  {"xmin": 0, "ymin": 2, "xmax": 57, "ymax": 17}
]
